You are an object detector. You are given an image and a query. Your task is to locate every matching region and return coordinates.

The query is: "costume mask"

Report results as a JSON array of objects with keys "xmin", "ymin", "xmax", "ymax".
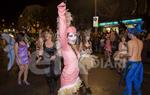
[
  {"xmin": 67, "ymin": 32, "xmax": 77, "ymax": 45},
  {"xmin": 67, "ymin": 26, "xmax": 77, "ymax": 45}
]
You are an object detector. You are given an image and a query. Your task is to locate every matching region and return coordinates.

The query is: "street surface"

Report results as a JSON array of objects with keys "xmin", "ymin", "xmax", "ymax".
[{"xmin": 0, "ymin": 51, "xmax": 150, "ymax": 95}]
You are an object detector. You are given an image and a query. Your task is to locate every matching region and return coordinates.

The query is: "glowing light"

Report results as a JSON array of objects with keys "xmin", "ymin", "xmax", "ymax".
[
  {"xmin": 99, "ymin": 18, "xmax": 143, "ymax": 27},
  {"xmin": 12, "ymin": 29, "xmax": 15, "ymax": 32}
]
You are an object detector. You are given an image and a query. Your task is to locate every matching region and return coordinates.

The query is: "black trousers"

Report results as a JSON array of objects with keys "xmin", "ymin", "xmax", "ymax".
[{"xmin": 45, "ymin": 61, "xmax": 59, "ymax": 95}]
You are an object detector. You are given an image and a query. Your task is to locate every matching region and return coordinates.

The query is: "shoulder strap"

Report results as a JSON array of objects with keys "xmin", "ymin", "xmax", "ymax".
[{"xmin": 70, "ymin": 45, "xmax": 78, "ymax": 59}]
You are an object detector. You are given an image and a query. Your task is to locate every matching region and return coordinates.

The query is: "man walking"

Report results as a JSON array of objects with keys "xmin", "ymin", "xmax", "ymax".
[{"xmin": 123, "ymin": 28, "xmax": 143, "ymax": 95}]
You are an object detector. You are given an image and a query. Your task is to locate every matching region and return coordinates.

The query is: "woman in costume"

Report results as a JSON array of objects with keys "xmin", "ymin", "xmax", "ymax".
[
  {"xmin": 79, "ymin": 30, "xmax": 99, "ymax": 94},
  {"xmin": 57, "ymin": 2, "xmax": 82, "ymax": 95},
  {"xmin": 114, "ymin": 35, "xmax": 127, "ymax": 72},
  {"xmin": 44, "ymin": 31, "xmax": 59, "ymax": 95},
  {"xmin": 14, "ymin": 33, "xmax": 31, "ymax": 85},
  {"xmin": 36, "ymin": 29, "xmax": 44, "ymax": 64},
  {"xmin": 1, "ymin": 33, "xmax": 15, "ymax": 71},
  {"xmin": 104, "ymin": 33, "xmax": 112, "ymax": 63},
  {"xmin": 118, "ymin": 36, "xmax": 127, "ymax": 70}
]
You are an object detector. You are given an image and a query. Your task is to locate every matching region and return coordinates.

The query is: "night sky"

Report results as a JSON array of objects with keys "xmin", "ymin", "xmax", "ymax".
[{"xmin": 0, "ymin": 0, "xmax": 50, "ymax": 23}]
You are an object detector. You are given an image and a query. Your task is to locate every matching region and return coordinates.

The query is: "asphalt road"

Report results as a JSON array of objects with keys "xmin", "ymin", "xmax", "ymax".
[{"xmin": 0, "ymin": 50, "xmax": 150, "ymax": 95}]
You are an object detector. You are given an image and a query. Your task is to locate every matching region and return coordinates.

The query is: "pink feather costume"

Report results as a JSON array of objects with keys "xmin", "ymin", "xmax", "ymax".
[{"xmin": 57, "ymin": 2, "xmax": 82, "ymax": 95}]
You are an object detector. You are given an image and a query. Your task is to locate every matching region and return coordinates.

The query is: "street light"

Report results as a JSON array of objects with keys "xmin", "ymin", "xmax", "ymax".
[
  {"xmin": 2, "ymin": 19, "xmax": 5, "ymax": 22},
  {"xmin": 2, "ymin": 19, "xmax": 5, "ymax": 29},
  {"xmin": 20, "ymin": 14, "xmax": 23, "ymax": 18}
]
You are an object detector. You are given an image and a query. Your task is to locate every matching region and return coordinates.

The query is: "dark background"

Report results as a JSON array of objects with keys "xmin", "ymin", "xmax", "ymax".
[
  {"xmin": 0, "ymin": 0, "xmax": 149, "ymax": 31},
  {"xmin": 0, "ymin": 0, "xmax": 50, "ymax": 22}
]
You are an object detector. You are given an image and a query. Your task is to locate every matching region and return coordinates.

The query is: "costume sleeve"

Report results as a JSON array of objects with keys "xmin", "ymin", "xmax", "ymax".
[{"xmin": 57, "ymin": 2, "xmax": 68, "ymax": 50}]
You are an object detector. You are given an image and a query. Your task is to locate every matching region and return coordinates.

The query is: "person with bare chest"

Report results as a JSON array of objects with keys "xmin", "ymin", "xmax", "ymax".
[{"xmin": 123, "ymin": 28, "xmax": 143, "ymax": 95}]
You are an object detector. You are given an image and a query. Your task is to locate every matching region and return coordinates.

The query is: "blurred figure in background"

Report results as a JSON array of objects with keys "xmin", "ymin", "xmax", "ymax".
[
  {"xmin": 113, "ymin": 35, "xmax": 127, "ymax": 73},
  {"xmin": 36, "ymin": 29, "xmax": 44, "ymax": 64},
  {"xmin": 79, "ymin": 30, "xmax": 99, "ymax": 95},
  {"xmin": 91, "ymin": 28, "xmax": 100, "ymax": 53},
  {"xmin": 0, "ymin": 33, "xmax": 15, "ymax": 71},
  {"xmin": 104, "ymin": 33, "xmax": 112, "ymax": 65}
]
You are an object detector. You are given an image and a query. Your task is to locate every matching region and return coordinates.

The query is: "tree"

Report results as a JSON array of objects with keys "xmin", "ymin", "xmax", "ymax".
[{"xmin": 17, "ymin": 5, "xmax": 44, "ymax": 30}]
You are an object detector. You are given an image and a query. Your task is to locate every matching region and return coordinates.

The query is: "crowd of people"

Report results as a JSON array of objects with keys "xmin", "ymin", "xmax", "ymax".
[{"xmin": 0, "ymin": 1, "xmax": 149, "ymax": 95}]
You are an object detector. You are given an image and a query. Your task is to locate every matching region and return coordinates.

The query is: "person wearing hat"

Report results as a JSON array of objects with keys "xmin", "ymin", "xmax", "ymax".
[
  {"xmin": 57, "ymin": 2, "xmax": 82, "ymax": 95},
  {"xmin": 123, "ymin": 28, "xmax": 143, "ymax": 95}
]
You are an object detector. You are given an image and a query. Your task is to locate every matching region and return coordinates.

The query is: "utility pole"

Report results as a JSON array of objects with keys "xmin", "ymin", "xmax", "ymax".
[
  {"xmin": 94, "ymin": 0, "xmax": 98, "ymax": 32},
  {"xmin": 95, "ymin": 0, "xmax": 97, "ymax": 16}
]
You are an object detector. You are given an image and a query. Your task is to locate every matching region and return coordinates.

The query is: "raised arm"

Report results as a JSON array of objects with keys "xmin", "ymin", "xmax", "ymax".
[{"xmin": 57, "ymin": 2, "xmax": 68, "ymax": 50}]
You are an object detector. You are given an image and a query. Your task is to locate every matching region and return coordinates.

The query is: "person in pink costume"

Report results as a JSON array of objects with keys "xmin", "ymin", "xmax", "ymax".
[
  {"xmin": 104, "ymin": 33, "xmax": 112, "ymax": 64},
  {"xmin": 57, "ymin": 2, "xmax": 82, "ymax": 95}
]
